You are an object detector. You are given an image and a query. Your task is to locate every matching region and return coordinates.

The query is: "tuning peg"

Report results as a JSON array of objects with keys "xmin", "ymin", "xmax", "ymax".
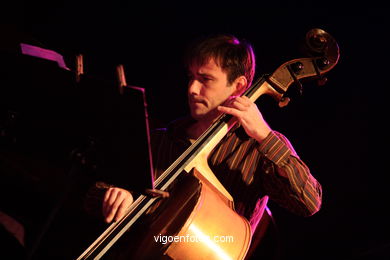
[
  {"xmin": 287, "ymin": 63, "xmax": 304, "ymax": 96},
  {"xmin": 278, "ymin": 96, "xmax": 291, "ymax": 107},
  {"xmin": 75, "ymin": 54, "xmax": 84, "ymax": 83},
  {"xmin": 316, "ymin": 57, "xmax": 330, "ymax": 70},
  {"xmin": 116, "ymin": 64, "xmax": 127, "ymax": 95},
  {"xmin": 317, "ymin": 76, "xmax": 328, "ymax": 86},
  {"xmin": 290, "ymin": 61, "xmax": 304, "ymax": 74}
]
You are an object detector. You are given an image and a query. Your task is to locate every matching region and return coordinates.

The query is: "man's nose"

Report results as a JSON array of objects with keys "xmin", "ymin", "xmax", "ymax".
[{"xmin": 188, "ymin": 80, "xmax": 201, "ymax": 95}]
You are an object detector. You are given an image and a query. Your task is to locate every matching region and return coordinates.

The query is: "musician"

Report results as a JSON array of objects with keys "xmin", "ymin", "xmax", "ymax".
[{"xmin": 86, "ymin": 34, "xmax": 322, "ymax": 257}]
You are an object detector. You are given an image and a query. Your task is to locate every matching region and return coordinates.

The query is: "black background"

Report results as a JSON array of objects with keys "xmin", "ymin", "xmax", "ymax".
[{"xmin": 1, "ymin": 1, "xmax": 389, "ymax": 259}]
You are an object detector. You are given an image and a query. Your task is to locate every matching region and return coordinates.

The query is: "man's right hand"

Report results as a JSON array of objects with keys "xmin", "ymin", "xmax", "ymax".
[{"xmin": 103, "ymin": 187, "xmax": 133, "ymax": 223}]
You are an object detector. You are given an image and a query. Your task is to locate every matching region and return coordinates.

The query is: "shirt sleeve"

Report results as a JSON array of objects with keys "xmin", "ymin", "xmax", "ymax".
[{"xmin": 257, "ymin": 131, "xmax": 322, "ymax": 216}]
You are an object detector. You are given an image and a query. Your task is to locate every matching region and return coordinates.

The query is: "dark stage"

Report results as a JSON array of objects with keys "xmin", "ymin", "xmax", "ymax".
[{"xmin": 1, "ymin": 1, "xmax": 388, "ymax": 259}]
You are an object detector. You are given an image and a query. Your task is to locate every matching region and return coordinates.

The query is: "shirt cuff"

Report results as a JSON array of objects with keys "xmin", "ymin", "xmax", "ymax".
[
  {"xmin": 257, "ymin": 131, "xmax": 291, "ymax": 165},
  {"xmin": 84, "ymin": 181, "xmax": 113, "ymax": 218}
]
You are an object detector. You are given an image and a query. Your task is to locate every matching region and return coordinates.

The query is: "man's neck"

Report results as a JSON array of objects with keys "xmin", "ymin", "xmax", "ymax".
[{"xmin": 186, "ymin": 117, "xmax": 214, "ymax": 140}]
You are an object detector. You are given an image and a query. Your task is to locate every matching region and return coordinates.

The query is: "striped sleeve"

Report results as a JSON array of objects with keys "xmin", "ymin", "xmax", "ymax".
[
  {"xmin": 257, "ymin": 131, "xmax": 292, "ymax": 167},
  {"xmin": 258, "ymin": 131, "xmax": 322, "ymax": 216}
]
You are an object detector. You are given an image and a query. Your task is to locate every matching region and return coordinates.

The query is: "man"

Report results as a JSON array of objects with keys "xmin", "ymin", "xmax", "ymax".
[{"xmin": 90, "ymin": 34, "xmax": 322, "ymax": 257}]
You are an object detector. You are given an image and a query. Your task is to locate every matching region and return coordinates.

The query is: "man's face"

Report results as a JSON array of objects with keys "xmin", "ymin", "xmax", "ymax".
[{"xmin": 187, "ymin": 58, "xmax": 237, "ymax": 122}]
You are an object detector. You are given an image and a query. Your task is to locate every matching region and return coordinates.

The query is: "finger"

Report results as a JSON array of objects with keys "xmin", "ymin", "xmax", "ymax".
[
  {"xmin": 114, "ymin": 193, "xmax": 133, "ymax": 222},
  {"xmin": 107, "ymin": 190, "xmax": 129, "ymax": 223},
  {"xmin": 105, "ymin": 203, "xmax": 117, "ymax": 223},
  {"xmin": 103, "ymin": 188, "xmax": 114, "ymax": 217},
  {"xmin": 229, "ymin": 99, "xmax": 248, "ymax": 111},
  {"xmin": 235, "ymin": 96, "xmax": 252, "ymax": 107},
  {"xmin": 239, "ymin": 95, "xmax": 251, "ymax": 102},
  {"xmin": 217, "ymin": 105, "xmax": 242, "ymax": 118},
  {"xmin": 225, "ymin": 96, "xmax": 251, "ymax": 110},
  {"xmin": 104, "ymin": 189, "xmax": 120, "ymax": 222},
  {"xmin": 223, "ymin": 95, "xmax": 238, "ymax": 107}
]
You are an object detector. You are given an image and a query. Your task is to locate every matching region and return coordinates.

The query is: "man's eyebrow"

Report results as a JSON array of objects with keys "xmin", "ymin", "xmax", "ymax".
[{"xmin": 197, "ymin": 72, "xmax": 215, "ymax": 79}]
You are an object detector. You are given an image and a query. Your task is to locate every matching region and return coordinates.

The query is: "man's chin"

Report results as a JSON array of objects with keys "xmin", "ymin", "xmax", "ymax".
[
  {"xmin": 190, "ymin": 112, "xmax": 203, "ymax": 121},
  {"xmin": 190, "ymin": 108, "xmax": 206, "ymax": 119}
]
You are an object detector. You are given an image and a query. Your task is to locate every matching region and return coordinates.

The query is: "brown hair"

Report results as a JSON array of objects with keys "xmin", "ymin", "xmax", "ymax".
[{"xmin": 185, "ymin": 34, "xmax": 256, "ymax": 87}]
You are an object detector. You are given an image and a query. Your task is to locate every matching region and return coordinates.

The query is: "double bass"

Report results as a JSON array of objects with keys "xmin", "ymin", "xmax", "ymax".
[{"xmin": 77, "ymin": 28, "xmax": 340, "ymax": 259}]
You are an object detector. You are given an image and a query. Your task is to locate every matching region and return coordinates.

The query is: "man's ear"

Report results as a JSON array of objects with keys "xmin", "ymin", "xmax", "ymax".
[{"xmin": 233, "ymin": 76, "xmax": 248, "ymax": 96}]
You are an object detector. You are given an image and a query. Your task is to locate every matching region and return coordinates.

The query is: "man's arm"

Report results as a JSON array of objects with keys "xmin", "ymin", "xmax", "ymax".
[
  {"xmin": 258, "ymin": 131, "xmax": 322, "ymax": 216},
  {"xmin": 218, "ymin": 95, "xmax": 322, "ymax": 215}
]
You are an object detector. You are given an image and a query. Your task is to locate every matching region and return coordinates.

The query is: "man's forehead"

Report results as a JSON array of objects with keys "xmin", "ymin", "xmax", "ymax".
[{"xmin": 189, "ymin": 58, "xmax": 222, "ymax": 73}]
